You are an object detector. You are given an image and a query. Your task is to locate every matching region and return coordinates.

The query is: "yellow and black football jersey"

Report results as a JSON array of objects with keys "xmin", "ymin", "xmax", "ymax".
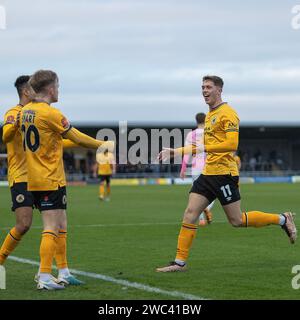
[
  {"xmin": 20, "ymin": 102, "xmax": 71, "ymax": 191},
  {"xmin": 97, "ymin": 152, "xmax": 115, "ymax": 176},
  {"xmin": 203, "ymin": 103, "xmax": 240, "ymax": 176},
  {"xmin": 3, "ymin": 105, "xmax": 27, "ymax": 187}
]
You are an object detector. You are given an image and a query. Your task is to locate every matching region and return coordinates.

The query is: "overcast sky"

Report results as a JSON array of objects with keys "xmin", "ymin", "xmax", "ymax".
[{"xmin": 0, "ymin": 0, "xmax": 300, "ymax": 126}]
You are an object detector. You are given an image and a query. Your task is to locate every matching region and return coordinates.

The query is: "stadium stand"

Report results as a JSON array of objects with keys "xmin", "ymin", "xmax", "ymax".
[{"xmin": 1, "ymin": 124, "xmax": 300, "ymax": 183}]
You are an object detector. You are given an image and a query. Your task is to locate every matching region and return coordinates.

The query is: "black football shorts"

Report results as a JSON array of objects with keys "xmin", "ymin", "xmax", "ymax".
[
  {"xmin": 11, "ymin": 182, "xmax": 34, "ymax": 211},
  {"xmin": 190, "ymin": 174, "xmax": 241, "ymax": 205},
  {"xmin": 32, "ymin": 186, "xmax": 67, "ymax": 212},
  {"xmin": 99, "ymin": 175, "xmax": 111, "ymax": 184}
]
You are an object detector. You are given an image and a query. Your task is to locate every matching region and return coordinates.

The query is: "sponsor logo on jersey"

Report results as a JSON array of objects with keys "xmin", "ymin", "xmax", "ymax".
[
  {"xmin": 226, "ymin": 122, "xmax": 239, "ymax": 132},
  {"xmin": 228, "ymin": 122, "xmax": 238, "ymax": 129}
]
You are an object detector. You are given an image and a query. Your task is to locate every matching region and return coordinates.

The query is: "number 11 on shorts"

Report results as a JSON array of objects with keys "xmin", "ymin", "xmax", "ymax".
[{"xmin": 220, "ymin": 184, "xmax": 232, "ymax": 198}]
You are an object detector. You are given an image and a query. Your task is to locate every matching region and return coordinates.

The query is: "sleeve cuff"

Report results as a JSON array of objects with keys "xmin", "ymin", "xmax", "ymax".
[{"xmin": 62, "ymin": 124, "xmax": 73, "ymax": 135}]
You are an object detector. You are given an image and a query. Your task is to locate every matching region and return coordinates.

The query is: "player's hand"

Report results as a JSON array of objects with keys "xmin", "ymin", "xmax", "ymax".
[
  {"xmin": 157, "ymin": 148, "xmax": 176, "ymax": 162},
  {"xmin": 98, "ymin": 141, "xmax": 115, "ymax": 153},
  {"xmin": 180, "ymin": 171, "xmax": 186, "ymax": 180}
]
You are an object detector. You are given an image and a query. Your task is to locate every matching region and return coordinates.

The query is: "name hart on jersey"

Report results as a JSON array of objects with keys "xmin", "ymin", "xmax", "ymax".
[{"xmin": 22, "ymin": 110, "xmax": 36, "ymax": 124}]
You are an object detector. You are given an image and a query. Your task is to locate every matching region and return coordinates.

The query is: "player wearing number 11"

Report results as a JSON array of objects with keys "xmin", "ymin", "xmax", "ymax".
[{"xmin": 156, "ymin": 75, "xmax": 297, "ymax": 272}]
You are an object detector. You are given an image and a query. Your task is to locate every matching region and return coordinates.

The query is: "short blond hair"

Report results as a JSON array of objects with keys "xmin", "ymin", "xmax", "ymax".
[{"xmin": 29, "ymin": 70, "xmax": 58, "ymax": 93}]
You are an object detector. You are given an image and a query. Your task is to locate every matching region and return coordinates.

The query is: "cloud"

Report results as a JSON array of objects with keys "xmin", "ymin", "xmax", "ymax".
[{"xmin": 0, "ymin": 0, "xmax": 299, "ymax": 125}]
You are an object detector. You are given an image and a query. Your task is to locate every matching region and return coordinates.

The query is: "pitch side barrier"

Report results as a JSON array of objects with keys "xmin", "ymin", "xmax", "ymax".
[
  {"xmin": 1, "ymin": 176, "xmax": 300, "ymax": 187},
  {"xmin": 75, "ymin": 175, "xmax": 300, "ymax": 186},
  {"xmin": 106, "ymin": 176, "xmax": 300, "ymax": 186}
]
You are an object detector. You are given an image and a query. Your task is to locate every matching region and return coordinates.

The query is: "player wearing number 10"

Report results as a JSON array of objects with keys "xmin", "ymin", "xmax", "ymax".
[
  {"xmin": 156, "ymin": 75, "xmax": 297, "ymax": 272},
  {"xmin": 21, "ymin": 70, "xmax": 114, "ymax": 290},
  {"xmin": 0, "ymin": 75, "xmax": 84, "ymax": 287}
]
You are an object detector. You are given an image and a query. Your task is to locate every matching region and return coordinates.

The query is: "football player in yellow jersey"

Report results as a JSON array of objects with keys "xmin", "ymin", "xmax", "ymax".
[
  {"xmin": 0, "ymin": 76, "xmax": 82, "ymax": 286},
  {"xmin": 0, "ymin": 76, "xmax": 33, "ymax": 266},
  {"xmin": 20, "ymin": 70, "xmax": 114, "ymax": 290},
  {"xmin": 95, "ymin": 151, "xmax": 116, "ymax": 201},
  {"xmin": 156, "ymin": 75, "xmax": 297, "ymax": 272}
]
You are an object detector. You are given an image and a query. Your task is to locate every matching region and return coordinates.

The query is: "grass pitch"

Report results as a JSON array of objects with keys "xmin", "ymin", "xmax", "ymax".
[{"xmin": 0, "ymin": 183, "xmax": 299, "ymax": 300}]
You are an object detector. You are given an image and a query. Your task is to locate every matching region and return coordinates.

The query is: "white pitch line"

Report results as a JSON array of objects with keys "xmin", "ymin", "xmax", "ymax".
[{"xmin": 8, "ymin": 256, "xmax": 207, "ymax": 300}]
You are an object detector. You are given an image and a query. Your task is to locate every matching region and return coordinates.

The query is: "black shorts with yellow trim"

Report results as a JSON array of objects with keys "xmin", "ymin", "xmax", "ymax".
[
  {"xmin": 98, "ymin": 175, "xmax": 111, "ymax": 184},
  {"xmin": 190, "ymin": 174, "xmax": 241, "ymax": 205},
  {"xmin": 11, "ymin": 182, "xmax": 34, "ymax": 211},
  {"xmin": 32, "ymin": 186, "xmax": 67, "ymax": 212}
]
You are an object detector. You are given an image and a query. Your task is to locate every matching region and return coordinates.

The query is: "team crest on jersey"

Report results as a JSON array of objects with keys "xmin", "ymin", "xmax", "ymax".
[
  {"xmin": 211, "ymin": 116, "xmax": 217, "ymax": 125},
  {"xmin": 16, "ymin": 194, "xmax": 25, "ymax": 203},
  {"xmin": 61, "ymin": 117, "xmax": 70, "ymax": 130}
]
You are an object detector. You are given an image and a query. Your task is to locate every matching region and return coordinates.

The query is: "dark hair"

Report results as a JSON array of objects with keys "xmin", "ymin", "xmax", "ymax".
[
  {"xmin": 14, "ymin": 75, "xmax": 30, "ymax": 98},
  {"xmin": 195, "ymin": 112, "xmax": 206, "ymax": 125},
  {"xmin": 202, "ymin": 75, "xmax": 224, "ymax": 89},
  {"xmin": 29, "ymin": 70, "xmax": 58, "ymax": 93}
]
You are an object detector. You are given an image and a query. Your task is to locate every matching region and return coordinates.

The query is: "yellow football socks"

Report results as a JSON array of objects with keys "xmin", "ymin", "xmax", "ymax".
[
  {"xmin": 175, "ymin": 223, "xmax": 198, "ymax": 262},
  {"xmin": 39, "ymin": 230, "xmax": 58, "ymax": 273},
  {"xmin": 242, "ymin": 211, "xmax": 280, "ymax": 227},
  {"xmin": 100, "ymin": 185, "xmax": 105, "ymax": 198},
  {"xmin": 0, "ymin": 227, "xmax": 22, "ymax": 265},
  {"xmin": 55, "ymin": 229, "xmax": 68, "ymax": 270},
  {"xmin": 106, "ymin": 185, "xmax": 111, "ymax": 197}
]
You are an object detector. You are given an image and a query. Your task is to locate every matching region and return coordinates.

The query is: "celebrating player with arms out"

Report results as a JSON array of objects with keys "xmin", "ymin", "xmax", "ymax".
[
  {"xmin": 157, "ymin": 75, "xmax": 297, "ymax": 272},
  {"xmin": 21, "ymin": 70, "xmax": 114, "ymax": 290}
]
